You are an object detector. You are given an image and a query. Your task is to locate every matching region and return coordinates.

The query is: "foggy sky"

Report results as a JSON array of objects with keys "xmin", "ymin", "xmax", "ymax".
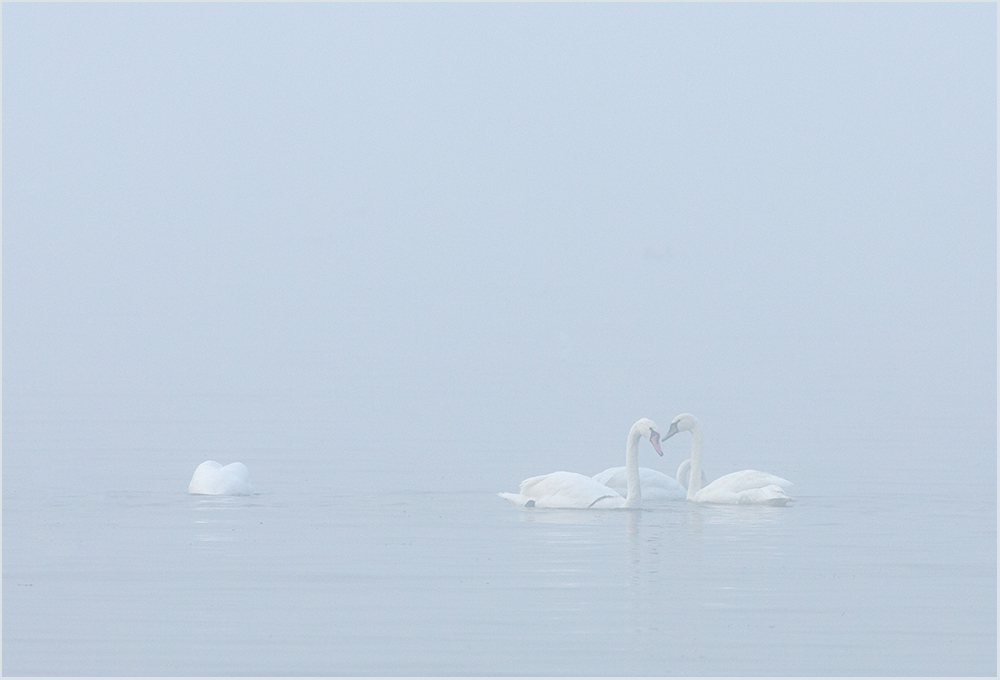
[{"xmin": 3, "ymin": 4, "xmax": 996, "ymax": 490}]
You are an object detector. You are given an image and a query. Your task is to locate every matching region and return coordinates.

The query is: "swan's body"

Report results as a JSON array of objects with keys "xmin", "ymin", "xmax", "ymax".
[
  {"xmin": 691, "ymin": 469, "xmax": 793, "ymax": 505},
  {"xmin": 592, "ymin": 458, "xmax": 708, "ymax": 504},
  {"xmin": 499, "ymin": 418, "xmax": 664, "ymax": 509},
  {"xmin": 591, "ymin": 467, "xmax": 686, "ymax": 502},
  {"xmin": 501, "ymin": 471, "xmax": 642, "ymax": 509},
  {"xmin": 664, "ymin": 414, "xmax": 793, "ymax": 506},
  {"xmin": 188, "ymin": 461, "xmax": 253, "ymax": 496}
]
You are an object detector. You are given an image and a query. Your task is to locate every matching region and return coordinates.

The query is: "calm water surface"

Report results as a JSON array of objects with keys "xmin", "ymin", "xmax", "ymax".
[{"xmin": 3, "ymin": 396, "xmax": 996, "ymax": 676}]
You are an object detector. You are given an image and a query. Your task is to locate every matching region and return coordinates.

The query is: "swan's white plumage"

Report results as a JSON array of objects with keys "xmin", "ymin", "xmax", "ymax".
[
  {"xmin": 499, "ymin": 471, "xmax": 627, "ymax": 509},
  {"xmin": 188, "ymin": 461, "xmax": 253, "ymax": 496},
  {"xmin": 499, "ymin": 418, "xmax": 664, "ymax": 509},
  {"xmin": 591, "ymin": 458, "xmax": 708, "ymax": 504},
  {"xmin": 591, "ymin": 467, "xmax": 686, "ymax": 503},
  {"xmin": 691, "ymin": 470, "xmax": 793, "ymax": 505},
  {"xmin": 675, "ymin": 459, "xmax": 708, "ymax": 490},
  {"xmin": 664, "ymin": 413, "xmax": 794, "ymax": 506}
]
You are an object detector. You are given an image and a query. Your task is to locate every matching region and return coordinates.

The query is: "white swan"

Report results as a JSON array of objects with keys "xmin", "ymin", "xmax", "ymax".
[
  {"xmin": 591, "ymin": 457, "xmax": 709, "ymax": 503},
  {"xmin": 499, "ymin": 418, "xmax": 664, "ymax": 509},
  {"xmin": 663, "ymin": 413, "xmax": 793, "ymax": 506},
  {"xmin": 675, "ymin": 458, "xmax": 709, "ymax": 490},
  {"xmin": 188, "ymin": 461, "xmax": 253, "ymax": 496}
]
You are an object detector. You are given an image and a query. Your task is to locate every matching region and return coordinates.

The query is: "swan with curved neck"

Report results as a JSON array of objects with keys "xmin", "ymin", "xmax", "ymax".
[
  {"xmin": 499, "ymin": 419, "xmax": 664, "ymax": 509},
  {"xmin": 591, "ymin": 459, "xmax": 706, "ymax": 503},
  {"xmin": 675, "ymin": 458, "xmax": 708, "ymax": 490},
  {"xmin": 591, "ymin": 464, "xmax": 685, "ymax": 502},
  {"xmin": 663, "ymin": 413, "xmax": 793, "ymax": 505},
  {"xmin": 591, "ymin": 455, "xmax": 708, "ymax": 505}
]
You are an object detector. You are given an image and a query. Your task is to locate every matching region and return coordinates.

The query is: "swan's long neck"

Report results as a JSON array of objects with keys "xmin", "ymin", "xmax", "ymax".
[
  {"xmin": 623, "ymin": 425, "xmax": 643, "ymax": 508},
  {"xmin": 686, "ymin": 423, "xmax": 704, "ymax": 500}
]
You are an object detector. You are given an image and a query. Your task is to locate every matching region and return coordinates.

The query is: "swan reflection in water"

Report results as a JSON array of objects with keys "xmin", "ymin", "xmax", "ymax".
[
  {"xmin": 190, "ymin": 495, "xmax": 256, "ymax": 544},
  {"xmin": 509, "ymin": 500, "xmax": 789, "ymax": 535}
]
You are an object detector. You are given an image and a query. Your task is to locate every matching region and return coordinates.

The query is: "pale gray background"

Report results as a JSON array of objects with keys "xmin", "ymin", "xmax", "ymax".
[{"xmin": 3, "ymin": 4, "xmax": 996, "ymax": 676}]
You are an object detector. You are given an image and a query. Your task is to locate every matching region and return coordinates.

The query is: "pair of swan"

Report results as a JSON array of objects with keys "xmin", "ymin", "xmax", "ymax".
[
  {"xmin": 591, "ymin": 457, "xmax": 707, "ymax": 503},
  {"xmin": 189, "ymin": 461, "xmax": 253, "ymax": 495},
  {"xmin": 499, "ymin": 414, "xmax": 792, "ymax": 508}
]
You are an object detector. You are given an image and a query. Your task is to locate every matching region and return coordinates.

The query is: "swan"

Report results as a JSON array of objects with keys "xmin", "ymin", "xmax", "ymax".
[
  {"xmin": 663, "ymin": 413, "xmax": 793, "ymax": 506},
  {"xmin": 591, "ymin": 458, "xmax": 709, "ymax": 503},
  {"xmin": 499, "ymin": 418, "xmax": 664, "ymax": 509},
  {"xmin": 188, "ymin": 461, "xmax": 253, "ymax": 496},
  {"xmin": 675, "ymin": 458, "xmax": 709, "ymax": 490}
]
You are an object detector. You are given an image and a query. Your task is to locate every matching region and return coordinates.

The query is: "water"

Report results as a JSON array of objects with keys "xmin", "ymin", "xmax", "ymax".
[{"xmin": 3, "ymin": 394, "xmax": 995, "ymax": 676}]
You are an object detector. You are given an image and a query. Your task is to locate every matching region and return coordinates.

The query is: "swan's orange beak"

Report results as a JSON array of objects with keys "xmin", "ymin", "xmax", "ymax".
[{"xmin": 651, "ymin": 434, "xmax": 664, "ymax": 456}]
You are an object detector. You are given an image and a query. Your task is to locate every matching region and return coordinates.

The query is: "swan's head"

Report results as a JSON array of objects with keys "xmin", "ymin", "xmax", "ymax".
[
  {"xmin": 633, "ymin": 418, "xmax": 665, "ymax": 456},
  {"xmin": 663, "ymin": 413, "xmax": 699, "ymax": 440}
]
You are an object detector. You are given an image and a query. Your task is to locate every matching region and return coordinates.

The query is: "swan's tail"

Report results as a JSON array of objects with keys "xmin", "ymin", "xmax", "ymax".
[{"xmin": 498, "ymin": 492, "xmax": 526, "ymax": 507}]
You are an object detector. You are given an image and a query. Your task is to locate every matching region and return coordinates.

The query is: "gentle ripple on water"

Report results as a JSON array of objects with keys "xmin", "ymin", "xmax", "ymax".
[{"xmin": 3, "ymin": 460, "xmax": 996, "ymax": 675}]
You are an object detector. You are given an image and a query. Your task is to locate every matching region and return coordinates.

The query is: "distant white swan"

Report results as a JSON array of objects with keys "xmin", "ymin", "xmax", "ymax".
[
  {"xmin": 664, "ymin": 413, "xmax": 793, "ymax": 506},
  {"xmin": 499, "ymin": 418, "xmax": 664, "ymax": 509},
  {"xmin": 188, "ymin": 461, "xmax": 253, "ymax": 496},
  {"xmin": 591, "ymin": 458, "xmax": 709, "ymax": 503},
  {"xmin": 675, "ymin": 458, "xmax": 709, "ymax": 490}
]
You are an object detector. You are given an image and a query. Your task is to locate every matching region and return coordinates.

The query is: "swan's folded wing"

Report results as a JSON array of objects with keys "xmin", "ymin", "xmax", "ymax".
[
  {"xmin": 518, "ymin": 473, "xmax": 557, "ymax": 494},
  {"xmin": 189, "ymin": 460, "xmax": 252, "ymax": 495},
  {"xmin": 518, "ymin": 471, "xmax": 624, "ymax": 509},
  {"xmin": 705, "ymin": 469, "xmax": 792, "ymax": 495},
  {"xmin": 591, "ymin": 467, "xmax": 623, "ymax": 488},
  {"xmin": 220, "ymin": 462, "xmax": 253, "ymax": 495},
  {"xmin": 591, "ymin": 467, "xmax": 686, "ymax": 504},
  {"xmin": 640, "ymin": 468, "xmax": 687, "ymax": 493},
  {"xmin": 593, "ymin": 467, "xmax": 685, "ymax": 494},
  {"xmin": 736, "ymin": 484, "xmax": 793, "ymax": 506}
]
